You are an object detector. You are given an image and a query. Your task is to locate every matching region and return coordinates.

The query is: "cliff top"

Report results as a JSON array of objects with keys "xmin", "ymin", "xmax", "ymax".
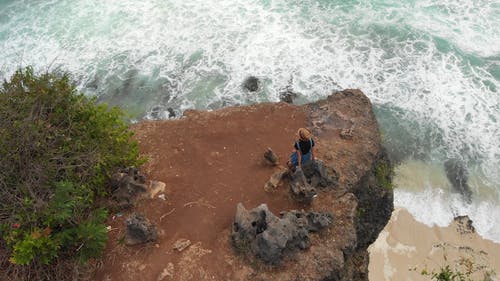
[{"xmin": 94, "ymin": 89, "xmax": 391, "ymax": 281}]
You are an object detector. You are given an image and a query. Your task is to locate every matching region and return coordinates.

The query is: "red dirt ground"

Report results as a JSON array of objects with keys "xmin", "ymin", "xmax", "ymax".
[{"xmin": 94, "ymin": 102, "xmax": 313, "ymax": 281}]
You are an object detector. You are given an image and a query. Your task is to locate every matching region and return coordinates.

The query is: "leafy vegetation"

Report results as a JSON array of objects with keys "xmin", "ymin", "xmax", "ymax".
[
  {"xmin": 374, "ymin": 160, "xmax": 394, "ymax": 190},
  {"xmin": 0, "ymin": 67, "xmax": 143, "ymax": 280},
  {"xmin": 420, "ymin": 257, "xmax": 496, "ymax": 281}
]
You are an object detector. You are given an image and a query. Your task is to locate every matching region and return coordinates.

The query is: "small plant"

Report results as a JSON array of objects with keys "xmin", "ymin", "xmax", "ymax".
[
  {"xmin": 420, "ymin": 256, "xmax": 497, "ymax": 281},
  {"xmin": 374, "ymin": 160, "xmax": 394, "ymax": 190}
]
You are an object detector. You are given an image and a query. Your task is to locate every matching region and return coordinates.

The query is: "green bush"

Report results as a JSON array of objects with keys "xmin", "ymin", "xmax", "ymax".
[
  {"xmin": 420, "ymin": 258, "xmax": 496, "ymax": 281},
  {"xmin": 374, "ymin": 161, "xmax": 394, "ymax": 190},
  {"xmin": 0, "ymin": 67, "xmax": 143, "ymax": 274},
  {"xmin": 425, "ymin": 265, "xmax": 470, "ymax": 281}
]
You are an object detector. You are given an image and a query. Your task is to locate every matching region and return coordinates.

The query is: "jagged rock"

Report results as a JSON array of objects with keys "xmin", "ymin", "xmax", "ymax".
[
  {"xmin": 111, "ymin": 167, "xmax": 148, "ymax": 209},
  {"xmin": 149, "ymin": 181, "xmax": 166, "ymax": 199},
  {"xmin": 264, "ymin": 168, "xmax": 288, "ymax": 192},
  {"xmin": 279, "ymin": 89, "xmax": 298, "ymax": 104},
  {"xmin": 150, "ymin": 105, "xmax": 163, "ymax": 120},
  {"xmin": 263, "ymin": 147, "xmax": 279, "ymax": 166},
  {"xmin": 289, "ymin": 167, "xmax": 317, "ymax": 203},
  {"xmin": 167, "ymin": 107, "xmax": 176, "ymax": 118},
  {"xmin": 302, "ymin": 159, "xmax": 339, "ymax": 189},
  {"xmin": 454, "ymin": 215, "xmax": 475, "ymax": 235},
  {"xmin": 125, "ymin": 213, "xmax": 158, "ymax": 246},
  {"xmin": 303, "ymin": 211, "xmax": 334, "ymax": 232},
  {"xmin": 231, "ymin": 203, "xmax": 332, "ymax": 265},
  {"xmin": 444, "ymin": 159, "xmax": 472, "ymax": 203},
  {"xmin": 243, "ymin": 76, "xmax": 259, "ymax": 92}
]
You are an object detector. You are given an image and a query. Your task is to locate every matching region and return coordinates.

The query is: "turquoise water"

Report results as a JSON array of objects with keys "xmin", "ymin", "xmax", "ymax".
[{"xmin": 1, "ymin": 0, "xmax": 499, "ymax": 241}]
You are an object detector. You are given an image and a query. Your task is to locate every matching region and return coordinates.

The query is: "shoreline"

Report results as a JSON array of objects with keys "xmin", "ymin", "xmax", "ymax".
[{"xmin": 368, "ymin": 208, "xmax": 500, "ymax": 281}]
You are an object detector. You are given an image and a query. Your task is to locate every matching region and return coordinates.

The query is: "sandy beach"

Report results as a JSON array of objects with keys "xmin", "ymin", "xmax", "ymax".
[{"xmin": 369, "ymin": 208, "xmax": 500, "ymax": 281}]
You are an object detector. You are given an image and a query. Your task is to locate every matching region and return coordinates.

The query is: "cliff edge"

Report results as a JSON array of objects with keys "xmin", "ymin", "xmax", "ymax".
[{"xmin": 94, "ymin": 89, "xmax": 393, "ymax": 281}]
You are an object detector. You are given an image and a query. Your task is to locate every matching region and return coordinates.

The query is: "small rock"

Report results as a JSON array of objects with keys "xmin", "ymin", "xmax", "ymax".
[
  {"xmin": 264, "ymin": 168, "xmax": 288, "ymax": 192},
  {"xmin": 111, "ymin": 167, "xmax": 148, "ymax": 209},
  {"xmin": 173, "ymin": 238, "xmax": 191, "ymax": 252},
  {"xmin": 125, "ymin": 213, "xmax": 158, "ymax": 246},
  {"xmin": 158, "ymin": 194, "xmax": 166, "ymax": 201},
  {"xmin": 279, "ymin": 89, "xmax": 298, "ymax": 104},
  {"xmin": 149, "ymin": 181, "xmax": 166, "ymax": 198},
  {"xmin": 157, "ymin": 263, "xmax": 175, "ymax": 281},
  {"xmin": 243, "ymin": 76, "xmax": 259, "ymax": 92},
  {"xmin": 263, "ymin": 147, "xmax": 279, "ymax": 166},
  {"xmin": 454, "ymin": 215, "xmax": 475, "ymax": 235},
  {"xmin": 289, "ymin": 167, "xmax": 317, "ymax": 204},
  {"xmin": 167, "ymin": 107, "xmax": 176, "ymax": 118}
]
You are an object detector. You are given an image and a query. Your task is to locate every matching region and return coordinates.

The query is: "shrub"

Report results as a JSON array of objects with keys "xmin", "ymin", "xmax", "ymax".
[
  {"xmin": 0, "ymin": 67, "xmax": 143, "ymax": 279},
  {"xmin": 374, "ymin": 161, "xmax": 394, "ymax": 190},
  {"xmin": 420, "ymin": 257, "xmax": 497, "ymax": 281}
]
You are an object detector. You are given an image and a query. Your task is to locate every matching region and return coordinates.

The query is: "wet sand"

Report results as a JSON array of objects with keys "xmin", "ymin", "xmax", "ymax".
[{"xmin": 369, "ymin": 208, "xmax": 500, "ymax": 281}]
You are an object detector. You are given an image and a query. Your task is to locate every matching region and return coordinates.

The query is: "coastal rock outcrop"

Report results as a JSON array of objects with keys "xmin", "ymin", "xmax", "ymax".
[
  {"xmin": 231, "ymin": 203, "xmax": 333, "ymax": 264},
  {"xmin": 233, "ymin": 89, "xmax": 393, "ymax": 280},
  {"xmin": 99, "ymin": 89, "xmax": 393, "ymax": 281}
]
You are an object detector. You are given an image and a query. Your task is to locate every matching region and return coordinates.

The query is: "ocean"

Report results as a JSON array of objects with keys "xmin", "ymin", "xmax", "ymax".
[{"xmin": 1, "ymin": 0, "xmax": 499, "ymax": 242}]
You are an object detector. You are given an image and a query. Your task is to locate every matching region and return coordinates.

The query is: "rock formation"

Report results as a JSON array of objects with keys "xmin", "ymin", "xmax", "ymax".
[
  {"xmin": 233, "ymin": 89, "xmax": 393, "ymax": 280},
  {"xmin": 111, "ymin": 167, "xmax": 148, "ymax": 209},
  {"xmin": 243, "ymin": 76, "xmax": 259, "ymax": 92},
  {"xmin": 97, "ymin": 89, "xmax": 394, "ymax": 281},
  {"xmin": 231, "ymin": 203, "xmax": 333, "ymax": 264},
  {"xmin": 125, "ymin": 213, "xmax": 158, "ymax": 246}
]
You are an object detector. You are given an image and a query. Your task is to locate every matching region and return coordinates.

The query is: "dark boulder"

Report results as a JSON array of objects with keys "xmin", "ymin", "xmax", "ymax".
[
  {"xmin": 279, "ymin": 89, "xmax": 298, "ymax": 104},
  {"xmin": 304, "ymin": 211, "xmax": 334, "ymax": 232},
  {"xmin": 231, "ymin": 203, "xmax": 332, "ymax": 265},
  {"xmin": 444, "ymin": 159, "xmax": 472, "ymax": 203},
  {"xmin": 263, "ymin": 147, "xmax": 279, "ymax": 166},
  {"xmin": 125, "ymin": 213, "xmax": 158, "ymax": 246},
  {"xmin": 454, "ymin": 215, "xmax": 475, "ymax": 234},
  {"xmin": 111, "ymin": 167, "xmax": 147, "ymax": 209},
  {"xmin": 302, "ymin": 159, "xmax": 339, "ymax": 189},
  {"xmin": 167, "ymin": 107, "xmax": 176, "ymax": 118},
  {"xmin": 243, "ymin": 76, "xmax": 259, "ymax": 92},
  {"xmin": 289, "ymin": 167, "xmax": 317, "ymax": 204}
]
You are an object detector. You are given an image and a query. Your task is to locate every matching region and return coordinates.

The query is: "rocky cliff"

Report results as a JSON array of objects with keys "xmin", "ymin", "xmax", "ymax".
[{"xmin": 95, "ymin": 89, "xmax": 393, "ymax": 281}]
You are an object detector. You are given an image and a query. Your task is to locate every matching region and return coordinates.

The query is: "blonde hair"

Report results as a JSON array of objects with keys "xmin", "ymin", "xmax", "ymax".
[{"xmin": 297, "ymin": 128, "xmax": 312, "ymax": 141}]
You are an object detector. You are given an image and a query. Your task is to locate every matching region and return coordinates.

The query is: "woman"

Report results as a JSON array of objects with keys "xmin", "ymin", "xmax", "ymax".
[{"xmin": 288, "ymin": 128, "xmax": 315, "ymax": 169}]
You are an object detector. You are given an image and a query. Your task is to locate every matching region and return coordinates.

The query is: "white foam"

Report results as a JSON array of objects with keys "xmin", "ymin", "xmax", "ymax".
[
  {"xmin": 394, "ymin": 159, "xmax": 500, "ymax": 243},
  {"xmin": 395, "ymin": 188, "xmax": 500, "ymax": 243}
]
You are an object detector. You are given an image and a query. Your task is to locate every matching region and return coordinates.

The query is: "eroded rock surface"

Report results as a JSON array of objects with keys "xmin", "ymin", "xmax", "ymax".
[
  {"xmin": 289, "ymin": 167, "xmax": 317, "ymax": 203},
  {"xmin": 125, "ymin": 213, "xmax": 158, "ymax": 246},
  {"xmin": 232, "ymin": 203, "xmax": 332, "ymax": 264},
  {"xmin": 111, "ymin": 167, "xmax": 148, "ymax": 209}
]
